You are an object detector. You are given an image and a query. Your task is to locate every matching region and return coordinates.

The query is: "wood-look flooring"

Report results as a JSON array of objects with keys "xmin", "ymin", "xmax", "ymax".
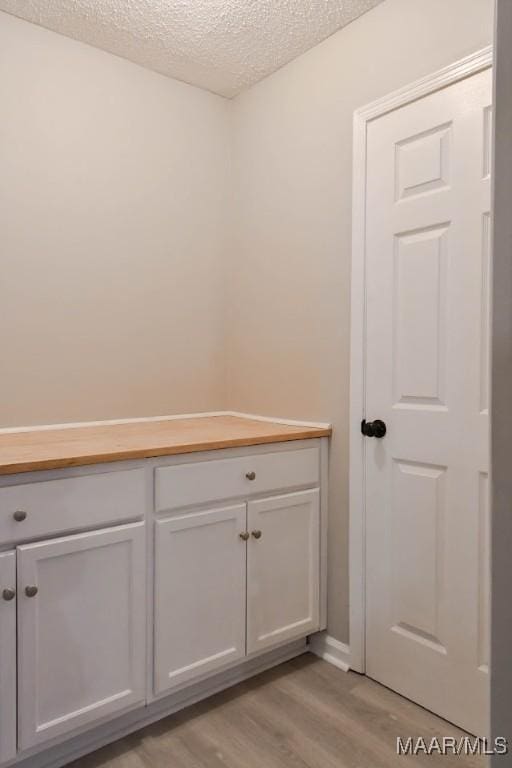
[{"xmin": 70, "ymin": 654, "xmax": 483, "ymax": 768}]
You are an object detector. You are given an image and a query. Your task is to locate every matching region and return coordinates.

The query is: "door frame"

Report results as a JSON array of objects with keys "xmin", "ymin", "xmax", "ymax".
[{"xmin": 349, "ymin": 45, "xmax": 493, "ymax": 673}]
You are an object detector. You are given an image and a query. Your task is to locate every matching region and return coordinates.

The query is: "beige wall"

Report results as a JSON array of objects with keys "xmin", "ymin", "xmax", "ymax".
[
  {"xmin": 228, "ymin": 0, "xmax": 494, "ymax": 642},
  {"xmin": 0, "ymin": 1, "xmax": 495, "ymax": 644},
  {"xmin": 0, "ymin": 12, "xmax": 230, "ymax": 427}
]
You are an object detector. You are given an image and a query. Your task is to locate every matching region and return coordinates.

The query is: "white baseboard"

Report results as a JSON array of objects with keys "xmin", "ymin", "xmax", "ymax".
[
  {"xmin": 308, "ymin": 631, "xmax": 351, "ymax": 672},
  {"xmin": 0, "ymin": 410, "xmax": 331, "ymax": 435}
]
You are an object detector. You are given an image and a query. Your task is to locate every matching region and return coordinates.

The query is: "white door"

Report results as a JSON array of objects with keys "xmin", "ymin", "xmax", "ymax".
[
  {"xmin": 154, "ymin": 504, "xmax": 246, "ymax": 694},
  {"xmin": 0, "ymin": 551, "xmax": 16, "ymax": 764},
  {"xmin": 17, "ymin": 523, "xmax": 146, "ymax": 749},
  {"xmin": 247, "ymin": 489, "xmax": 320, "ymax": 654},
  {"xmin": 364, "ymin": 68, "xmax": 491, "ymax": 735}
]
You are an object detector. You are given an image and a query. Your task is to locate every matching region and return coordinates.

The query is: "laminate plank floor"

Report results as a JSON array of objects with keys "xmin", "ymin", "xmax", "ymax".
[{"xmin": 70, "ymin": 654, "xmax": 484, "ymax": 768}]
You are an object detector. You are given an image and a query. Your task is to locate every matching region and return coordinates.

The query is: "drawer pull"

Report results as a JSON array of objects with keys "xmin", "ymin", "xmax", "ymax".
[
  {"xmin": 13, "ymin": 509, "xmax": 27, "ymax": 522},
  {"xmin": 25, "ymin": 585, "xmax": 38, "ymax": 598},
  {"xmin": 2, "ymin": 588, "xmax": 15, "ymax": 601},
  {"xmin": 239, "ymin": 531, "xmax": 250, "ymax": 541},
  {"xmin": 245, "ymin": 471, "xmax": 256, "ymax": 481},
  {"xmin": 251, "ymin": 530, "xmax": 262, "ymax": 540}
]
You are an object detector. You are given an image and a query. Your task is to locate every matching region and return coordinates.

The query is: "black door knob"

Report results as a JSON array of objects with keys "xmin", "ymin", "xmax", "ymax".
[{"xmin": 361, "ymin": 419, "xmax": 387, "ymax": 438}]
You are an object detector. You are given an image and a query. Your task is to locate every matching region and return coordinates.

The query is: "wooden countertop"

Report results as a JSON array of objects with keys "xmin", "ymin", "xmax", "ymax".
[{"xmin": 0, "ymin": 415, "xmax": 331, "ymax": 476}]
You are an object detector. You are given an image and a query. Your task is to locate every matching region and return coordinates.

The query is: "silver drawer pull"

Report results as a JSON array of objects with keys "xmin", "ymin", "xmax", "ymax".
[
  {"xmin": 25, "ymin": 585, "xmax": 38, "ymax": 598},
  {"xmin": 2, "ymin": 588, "xmax": 15, "ymax": 601},
  {"xmin": 245, "ymin": 471, "xmax": 256, "ymax": 481},
  {"xmin": 13, "ymin": 510, "xmax": 27, "ymax": 522}
]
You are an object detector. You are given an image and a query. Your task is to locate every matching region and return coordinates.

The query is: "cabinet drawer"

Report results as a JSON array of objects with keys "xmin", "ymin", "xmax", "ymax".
[
  {"xmin": 155, "ymin": 446, "xmax": 319, "ymax": 512},
  {"xmin": 0, "ymin": 468, "xmax": 145, "ymax": 543}
]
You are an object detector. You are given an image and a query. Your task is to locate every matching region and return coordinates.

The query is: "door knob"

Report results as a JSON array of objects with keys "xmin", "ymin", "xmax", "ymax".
[
  {"xmin": 239, "ymin": 531, "xmax": 250, "ymax": 541},
  {"xmin": 361, "ymin": 419, "xmax": 387, "ymax": 438},
  {"xmin": 251, "ymin": 530, "xmax": 262, "ymax": 539},
  {"xmin": 2, "ymin": 588, "xmax": 15, "ymax": 601},
  {"xmin": 25, "ymin": 585, "xmax": 38, "ymax": 598},
  {"xmin": 13, "ymin": 509, "xmax": 27, "ymax": 522}
]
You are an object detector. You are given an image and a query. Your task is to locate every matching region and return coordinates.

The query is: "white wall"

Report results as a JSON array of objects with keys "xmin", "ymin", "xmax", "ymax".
[
  {"xmin": 228, "ymin": 0, "xmax": 494, "ymax": 642},
  {"xmin": 0, "ymin": 12, "xmax": 231, "ymax": 427}
]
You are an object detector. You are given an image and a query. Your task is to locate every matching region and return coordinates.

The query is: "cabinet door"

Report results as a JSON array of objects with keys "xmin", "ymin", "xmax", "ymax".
[
  {"xmin": 154, "ymin": 504, "xmax": 246, "ymax": 694},
  {"xmin": 17, "ymin": 523, "xmax": 146, "ymax": 750},
  {"xmin": 0, "ymin": 551, "xmax": 16, "ymax": 764},
  {"xmin": 247, "ymin": 489, "xmax": 320, "ymax": 654}
]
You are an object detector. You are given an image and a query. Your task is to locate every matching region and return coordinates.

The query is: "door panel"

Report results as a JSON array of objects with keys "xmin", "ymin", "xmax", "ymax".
[
  {"xmin": 17, "ymin": 523, "xmax": 146, "ymax": 749},
  {"xmin": 154, "ymin": 504, "xmax": 246, "ymax": 694},
  {"xmin": 0, "ymin": 551, "xmax": 16, "ymax": 764},
  {"xmin": 365, "ymin": 68, "xmax": 491, "ymax": 735},
  {"xmin": 393, "ymin": 225, "xmax": 448, "ymax": 407},
  {"xmin": 247, "ymin": 489, "xmax": 319, "ymax": 654},
  {"xmin": 390, "ymin": 460, "xmax": 447, "ymax": 650}
]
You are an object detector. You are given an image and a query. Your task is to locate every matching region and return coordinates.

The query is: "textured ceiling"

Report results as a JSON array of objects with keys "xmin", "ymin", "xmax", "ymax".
[{"xmin": 0, "ymin": 0, "xmax": 383, "ymax": 97}]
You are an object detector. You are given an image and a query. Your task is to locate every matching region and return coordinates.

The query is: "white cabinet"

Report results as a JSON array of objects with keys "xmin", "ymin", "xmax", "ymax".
[
  {"xmin": 155, "ymin": 448, "xmax": 320, "ymax": 512},
  {"xmin": 0, "ymin": 551, "xmax": 16, "ymax": 765},
  {"xmin": 154, "ymin": 505, "xmax": 247, "ymax": 695},
  {"xmin": 17, "ymin": 523, "xmax": 146, "ymax": 750},
  {"xmin": 154, "ymin": 489, "xmax": 321, "ymax": 694},
  {"xmin": 0, "ymin": 468, "xmax": 145, "ymax": 545},
  {"xmin": 0, "ymin": 436, "xmax": 327, "ymax": 765},
  {"xmin": 247, "ymin": 490, "xmax": 320, "ymax": 654}
]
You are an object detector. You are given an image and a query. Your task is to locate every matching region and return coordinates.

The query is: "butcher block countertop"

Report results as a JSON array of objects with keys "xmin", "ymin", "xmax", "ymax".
[{"xmin": 0, "ymin": 414, "xmax": 331, "ymax": 476}]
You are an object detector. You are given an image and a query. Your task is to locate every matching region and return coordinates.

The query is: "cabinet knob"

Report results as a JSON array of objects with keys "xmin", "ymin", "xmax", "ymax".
[
  {"xmin": 245, "ymin": 471, "xmax": 256, "ymax": 481},
  {"xmin": 251, "ymin": 530, "xmax": 262, "ymax": 540},
  {"xmin": 25, "ymin": 585, "xmax": 38, "ymax": 598},
  {"xmin": 13, "ymin": 509, "xmax": 27, "ymax": 522},
  {"xmin": 2, "ymin": 588, "xmax": 15, "ymax": 601},
  {"xmin": 239, "ymin": 531, "xmax": 250, "ymax": 541}
]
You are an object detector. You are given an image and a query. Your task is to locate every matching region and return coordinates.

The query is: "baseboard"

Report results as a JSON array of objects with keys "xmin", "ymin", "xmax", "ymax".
[
  {"xmin": 224, "ymin": 411, "xmax": 331, "ymax": 430},
  {"xmin": 308, "ymin": 631, "xmax": 351, "ymax": 672},
  {"xmin": 0, "ymin": 411, "xmax": 331, "ymax": 435}
]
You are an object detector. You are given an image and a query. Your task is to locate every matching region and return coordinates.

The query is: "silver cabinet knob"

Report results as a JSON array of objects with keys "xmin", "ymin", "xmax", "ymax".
[
  {"xmin": 251, "ymin": 530, "xmax": 262, "ymax": 540},
  {"xmin": 13, "ymin": 510, "xmax": 27, "ymax": 522},
  {"xmin": 239, "ymin": 531, "xmax": 250, "ymax": 541},
  {"xmin": 25, "ymin": 585, "xmax": 38, "ymax": 598},
  {"xmin": 245, "ymin": 471, "xmax": 256, "ymax": 481},
  {"xmin": 2, "ymin": 588, "xmax": 15, "ymax": 601}
]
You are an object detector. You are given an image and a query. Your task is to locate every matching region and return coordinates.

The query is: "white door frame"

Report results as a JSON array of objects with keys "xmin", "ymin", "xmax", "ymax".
[{"xmin": 349, "ymin": 46, "xmax": 493, "ymax": 674}]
